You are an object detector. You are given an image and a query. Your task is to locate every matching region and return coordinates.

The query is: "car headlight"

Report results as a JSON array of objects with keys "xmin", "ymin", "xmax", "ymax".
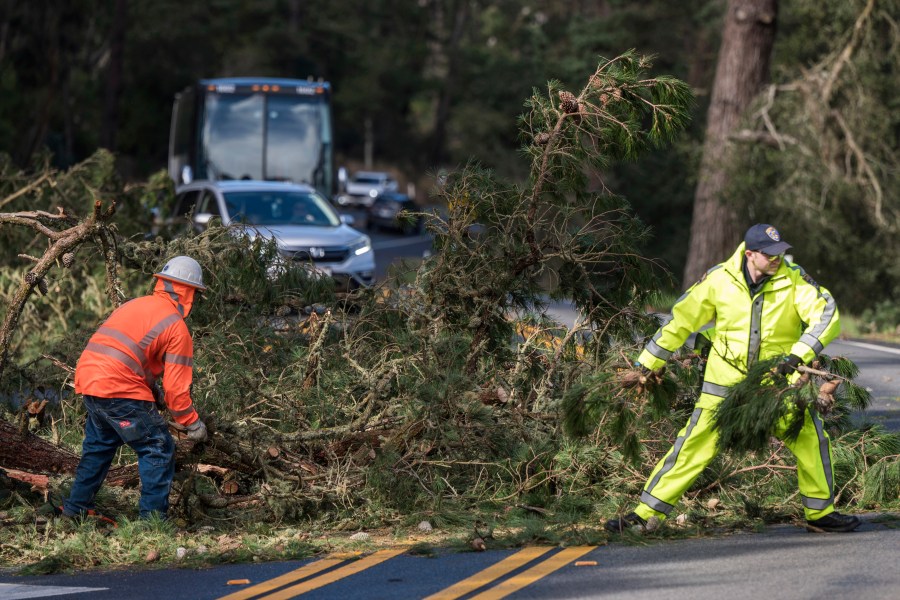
[
  {"xmin": 369, "ymin": 189, "xmax": 378, "ymax": 198},
  {"xmin": 350, "ymin": 237, "xmax": 372, "ymax": 256}
]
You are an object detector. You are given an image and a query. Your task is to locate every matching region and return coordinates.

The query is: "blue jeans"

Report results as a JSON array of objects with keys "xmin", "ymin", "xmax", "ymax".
[{"xmin": 63, "ymin": 396, "xmax": 175, "ymax": 519}]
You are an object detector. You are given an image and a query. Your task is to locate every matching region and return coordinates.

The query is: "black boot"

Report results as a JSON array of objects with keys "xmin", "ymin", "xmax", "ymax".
[
  {"xmin": 605, "ymin": 512, "xmax": 646, "ymax": 533},
  {"xmin": 806, "ymin": 512, "xmax": 860, "ymax": 533}
]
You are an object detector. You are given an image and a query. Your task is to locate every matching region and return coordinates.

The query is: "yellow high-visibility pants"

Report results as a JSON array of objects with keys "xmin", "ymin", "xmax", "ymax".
[{"xmin": 634, "ymin": 404, "xmax": 836, "ymax": 522}]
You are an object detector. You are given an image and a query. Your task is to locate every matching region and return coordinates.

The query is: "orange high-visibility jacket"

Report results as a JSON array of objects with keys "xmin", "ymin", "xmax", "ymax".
[{"xmin": 74, "ymin": 278, "xmax": 199, "ymax": 426}]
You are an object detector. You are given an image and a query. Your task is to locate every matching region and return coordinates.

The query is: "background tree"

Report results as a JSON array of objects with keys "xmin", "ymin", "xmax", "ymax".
[
  {"xmin": 683, "ymin": 0, "xmax": 778, "ymax": 286},
  {"xmin": 99, "ymin": 0, "xmax": 127, "ymax": 151},
  {"xmin": 725, "ymin": 0, "xmax": 899, "ymax": 315}
]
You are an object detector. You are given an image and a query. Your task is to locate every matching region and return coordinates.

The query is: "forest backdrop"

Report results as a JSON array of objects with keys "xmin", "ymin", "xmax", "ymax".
[{"xmin": 1, "ymin": 0, "xmax": 898, "ymax": 312}]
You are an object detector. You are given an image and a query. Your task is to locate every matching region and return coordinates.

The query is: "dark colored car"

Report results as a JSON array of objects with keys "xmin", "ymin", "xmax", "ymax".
[{"xmin": 366, "ymin": 192, "xmax": 423, "ymax": 235}]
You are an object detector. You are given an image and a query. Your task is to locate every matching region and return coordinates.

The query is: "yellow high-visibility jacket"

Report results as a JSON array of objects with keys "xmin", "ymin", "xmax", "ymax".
[{"xmin": 638, "ymin": 243, "xmax": 840, "ymax": 408}]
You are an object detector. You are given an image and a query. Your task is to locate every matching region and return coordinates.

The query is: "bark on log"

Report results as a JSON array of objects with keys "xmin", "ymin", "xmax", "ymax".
[
  {"xmin": 0, "ymin": 418, "xmax": 82, "ymax": 474},
  {"xmin": 2, "ymin": 469, "xmax": 50, "ymax": 491},
  {"xmin": 0, "ymin": 418, "xmax": 258, "ymax": 488}
]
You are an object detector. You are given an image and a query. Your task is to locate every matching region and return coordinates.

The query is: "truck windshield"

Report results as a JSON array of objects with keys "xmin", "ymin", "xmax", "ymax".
[{"xmin": 200, "ymin": 93, "xmax": 331, "ymax": 186}]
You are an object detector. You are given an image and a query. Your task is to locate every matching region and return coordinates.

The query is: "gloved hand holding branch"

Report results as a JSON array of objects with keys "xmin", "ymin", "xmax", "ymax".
[
  {"xmin": 184, "ymin": 419, "xmax": 208, "ymax": 442},
  {"xmin": 714, "ymin": 354, "xmax": 870, "ymax": 453},
  {"xmin": 774, "ymin": 353, "xmax": 804, "ymax": 376}
]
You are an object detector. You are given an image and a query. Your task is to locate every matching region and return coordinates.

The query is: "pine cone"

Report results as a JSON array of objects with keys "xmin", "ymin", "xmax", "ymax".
[
  {"xmin": 62, "ymin": 252, "xmax": 76, "ymax": 268},
  {"xmin": 617, "ymin": 366, "xmax": 665, "ymax": 395},
  {"xmin": 534, "ymin": 132, "xmax": 551, "ymax": 145},
  {"xmin": 814, "ymin": 380, "xmax": 840, "ymax": 414},
  {"xmin": 37, "ymin": 278, "xmax": 49, "ymax": 296},
  {"xmin": 24, "ymin": 272, "xmax": 38, "ymax": 285},
  {"xmin": 558, "ymin": 90, "xmax": 579, "ymax": 114},
  {"xmin": 618, "ymin": 370, "xmax": 645, "ymax": 389}
]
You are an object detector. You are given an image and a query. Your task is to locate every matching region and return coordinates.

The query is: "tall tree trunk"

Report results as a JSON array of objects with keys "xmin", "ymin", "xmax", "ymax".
[
  {"xmin": 682, "ymin": 0, "xmax": 777, "ymax": 286},
  {"xmin": 18, "ymin": 4, "xmax": 60, "ymax": 164},
  {"xmin": 100, "ymin": 0, "xmax": 127, "ymax": 151},
  {"xmin": 288, "ymin": 0, "xmax": 302, "ymax": 33},
  {"xmin": 429, "ymin": 0, "xmax": 470, "ymax": 167}
]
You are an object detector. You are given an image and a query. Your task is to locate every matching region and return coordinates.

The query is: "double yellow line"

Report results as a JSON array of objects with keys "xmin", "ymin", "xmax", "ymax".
[
  {"xmin": 425, "ymin": 546, "xmax": 595, "ymax": 600},
  {"xmin": 217, "ymin": 545, "xmax": 596, "ymax": 600},
  {"xmin": 217, "ymin": 550, "xmax": 404, "ymax": 600}
]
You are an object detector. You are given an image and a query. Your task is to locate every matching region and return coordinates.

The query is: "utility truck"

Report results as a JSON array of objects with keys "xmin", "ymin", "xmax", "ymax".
[{"xmin": 168, "ymin": 77, "xmax": 335, "ymax": 199}]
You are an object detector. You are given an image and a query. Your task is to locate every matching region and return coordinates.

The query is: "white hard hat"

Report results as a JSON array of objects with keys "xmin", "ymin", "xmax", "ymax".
[{"xmin": 154, "ymin": 256, "xmax": 206, "ymax": 290}]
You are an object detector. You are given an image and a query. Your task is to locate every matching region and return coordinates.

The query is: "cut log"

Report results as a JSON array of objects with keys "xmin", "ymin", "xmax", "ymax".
[
  {"xmin": 0, "ymin": 418, "xmax": 81, "ymax": 474},
  {"xmin": 2, "ymin": 469, "xmax": 50, "ymax": 491},
  {"xmin": 0, "ymin": 418, "xmax": 258, "ymax": 488}
]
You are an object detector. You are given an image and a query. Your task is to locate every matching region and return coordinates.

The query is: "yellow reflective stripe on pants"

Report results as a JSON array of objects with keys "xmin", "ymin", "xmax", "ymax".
[
  {"xmin": 635, "ymin": 408, "xmax": 717, "ymax": 521},
  {"xmin": 774, "ymin": 407, "xmax": 835, "ymax": 520},
  {"xmin": 634, "ymin": 404, "xmax": 835, "ymax": 522}
]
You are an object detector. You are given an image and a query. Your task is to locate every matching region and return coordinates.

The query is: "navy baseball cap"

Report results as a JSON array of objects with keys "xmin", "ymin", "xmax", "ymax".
[{"xmin": 744, "ymin": 224, "xmax": 792, "ymax": 255}]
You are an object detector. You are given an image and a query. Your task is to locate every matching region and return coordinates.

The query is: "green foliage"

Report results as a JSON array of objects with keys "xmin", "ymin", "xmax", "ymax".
[
  {"xmin": 0, "ymin": 149, "xmax": 154, "ymax": 266},
  {"xmin": 726, "ymin": 0, "xmax": 900, "ymax": 313},
  {"xmin": 713, "ymin": 355, "xmax": 872, "ymax": 453},
  {"xmin": 858, "ymin": 301, "xmax": 900, "ymax": 336},
  {"xmin": 418, "ymin": 54, "xmax": 694, "ymax": 375},
  {"xmin": 831, "ymin": 426, "xmax": 900, "ymax": 507},
  {"xmin": 124, "ymin": 224, "xmax": 336, "ymax": 326},
  {"xmin": 562, "ymin": 351, "xmax": 696, "ymax": 465}
]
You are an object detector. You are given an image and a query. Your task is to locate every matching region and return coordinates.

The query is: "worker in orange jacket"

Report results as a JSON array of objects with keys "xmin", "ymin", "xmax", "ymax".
[{"xmin": 62, "ymin": 256, "xmax": 208, "ymax": 520}]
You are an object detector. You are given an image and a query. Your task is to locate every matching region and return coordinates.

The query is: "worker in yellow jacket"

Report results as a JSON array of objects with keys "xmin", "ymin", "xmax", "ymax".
[{"xmin": 606, "ymin": 224, "xmax": 859, "ymax": 533}]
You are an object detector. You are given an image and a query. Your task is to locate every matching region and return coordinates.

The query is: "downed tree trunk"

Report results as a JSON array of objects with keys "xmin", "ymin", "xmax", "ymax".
[
  {"xmin": 0, "ymin": 418, "xmax": 82, "ymax": 474},
  {"xmin": 0, "ymin": 418, "xmax": 259, "ymax": 487},
  {"xmin": 1, "ymin": 469, "xmax": 50, "ymax": 496}
]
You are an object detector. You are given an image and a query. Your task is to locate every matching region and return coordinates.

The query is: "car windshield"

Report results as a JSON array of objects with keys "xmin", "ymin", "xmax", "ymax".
[
  {"xmin": 223, "ymin": 190, "xmax": 340, "ymax": 227},
  {"xmin": 352, "ymin": 175, "xmax": 384, "ymax": 184}
]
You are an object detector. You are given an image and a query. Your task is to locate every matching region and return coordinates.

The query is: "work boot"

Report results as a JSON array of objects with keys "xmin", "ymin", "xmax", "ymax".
[
  {"xmin": 605, "ymin": 512, "xmax": 646, "ymax": 533},
  {"xmin": 54, "ymin": 505, "xmax": 117, "ymax": 528},
  {"xmin": 806, "ymin": 512, "xmax": 860, "ymax": 533}
]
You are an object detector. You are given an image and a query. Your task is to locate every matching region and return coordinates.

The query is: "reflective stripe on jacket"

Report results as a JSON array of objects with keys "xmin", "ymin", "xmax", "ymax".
[
  {"xmin": 638, "ymin": 243, "xmax": 840, "ymax": 408},
  {"xmin": 74, "ymin": 278, "xmax": 199, "ymax": 426}
]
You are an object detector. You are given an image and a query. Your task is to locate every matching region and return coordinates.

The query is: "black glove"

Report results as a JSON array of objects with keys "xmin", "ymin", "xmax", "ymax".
[{"xmin": 775, "ymin": 354, "xmax": 803, "ymax": 376}]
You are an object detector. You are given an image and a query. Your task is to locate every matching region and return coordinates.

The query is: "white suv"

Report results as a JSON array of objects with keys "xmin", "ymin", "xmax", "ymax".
[
  {"xmin": 172, "ymin": 180, "xmax": 375, "ymax": 288},
  {"xmin": 336, "ymin": 171, "xmax": 398, "ymax": 208}
]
